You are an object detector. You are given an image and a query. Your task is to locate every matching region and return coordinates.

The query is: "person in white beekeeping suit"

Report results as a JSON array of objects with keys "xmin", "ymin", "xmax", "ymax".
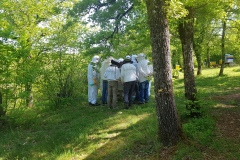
[
  {"xmin": 136, "ymin": 53, "xmax": 153, "ymax": 104},
  {"xmin": 88, "ymin": 55, "xmax": 100, "ymax": 106},
  {"xmin": 121, "ymin": 55, "xmax": 137, "ymax": 109},
  {"xmin": 117, "ymin": 58, "xmax": 124, "ymax": 102},
  {"xmin": 100, "ymin": 57, "xmax": 112, "ymax": 105},
  {"xmin": 104, "ymin": 59, "xmax": 121, "ymax": 109},
  {"xmin": 131, "ymin": 54, "xmax": 140, "ymax": 103}
]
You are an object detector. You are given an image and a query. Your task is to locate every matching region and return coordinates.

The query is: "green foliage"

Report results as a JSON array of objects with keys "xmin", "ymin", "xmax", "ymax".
[
  {"xmin": 172, "ymin": 69, "xmax": 180, "ymax": 79},
  {"xmin": 174, "ymin": 145, "xmax": 203, "ymax": 160},
  {"xmin": 185, "ymin": 99, "xmax": 203, "ymax": 118},
  {"xmin": 0, "ymin": 0, "xmax": 240, "ymax": 158},
  {"xmin": 183, "ymin": 116, "xmax": 215, "ymax": 144},
  {"xmin": 0, "ymin": 0, "xmax": 91, "ymax": 110},
  {"xmin": 0, "ymin": 66, "xmax": 240, "ymax": 159}
]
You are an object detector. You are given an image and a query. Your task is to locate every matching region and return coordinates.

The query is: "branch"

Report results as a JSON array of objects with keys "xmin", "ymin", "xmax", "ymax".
[{"xmin": 104, "ymin": 4, "xmax": 134, "ymax": 41}]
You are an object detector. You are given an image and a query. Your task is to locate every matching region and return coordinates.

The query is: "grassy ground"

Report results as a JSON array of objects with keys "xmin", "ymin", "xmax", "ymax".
[{"xmin": 1, "ymin": 66, "xmax": 240, "ymax": 160}]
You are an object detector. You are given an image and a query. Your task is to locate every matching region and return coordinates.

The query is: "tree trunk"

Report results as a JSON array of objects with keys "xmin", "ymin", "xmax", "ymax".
[
  {"xmin": 195, "ymin": 46, "xmax": 202, "ymax": 75},
  {"xmin": 25, "ymin": 82, "xmax": 33, "ymax": 107},
  {"xmin": 179, "ymin": 7, "xmax": 201, "ymax": 117},
  {"xmin": 178, "ymin": 7, "xmax": 197, "ymax": 101},
  {"xmin": 219, "ymin": 20, "xmax": 226, "ymax": 76},
  {"xmin": 0, "ymin": 91, "xmax": 6, "ymax": 118},
  {"xmin": 206, "ymin": 46, "xmax": 211, "ymax": 68},
  {"xmin": 193, "ymin": 24, "xmax": 205, "ymax": 75},
  {"xmin": 145, "ymin": 0, "xmax": 183, "ymax": 146}
]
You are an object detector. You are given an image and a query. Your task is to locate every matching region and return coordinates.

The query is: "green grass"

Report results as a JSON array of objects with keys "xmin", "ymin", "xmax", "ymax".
[{"xmin": 1, "ymin": 66, "xmax": 240, "ymax": 159}]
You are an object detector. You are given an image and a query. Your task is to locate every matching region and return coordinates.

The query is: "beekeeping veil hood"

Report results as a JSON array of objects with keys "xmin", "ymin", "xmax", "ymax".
[{"xmin": 91, "ymin": 55, "xmax": 100, "ymax": 63}]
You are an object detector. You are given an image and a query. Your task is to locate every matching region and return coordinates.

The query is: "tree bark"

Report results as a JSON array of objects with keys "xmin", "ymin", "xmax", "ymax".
[
  {"xmin": 146, "ymin": 0, "xmax": 183, "ymax": 146},
  {"xmin": 178, "ymin": 7, "xmax": 197, "ymax": 101},
  {"xmin": 194, "ymin": 46, "xmax": 202, "ymax": 75},
  {"xmin": 206, "ymin": 46, "xmax": 211, "ymax": 68},
  {"xmin": 219, "ymin": 20, "xmax": 226, "ymax": 76}
]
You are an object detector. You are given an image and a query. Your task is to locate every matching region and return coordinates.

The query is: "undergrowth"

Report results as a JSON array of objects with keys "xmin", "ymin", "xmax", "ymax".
[{"xmin": 1, "ymin": 66, "xmax": 240, "ymax": 159}]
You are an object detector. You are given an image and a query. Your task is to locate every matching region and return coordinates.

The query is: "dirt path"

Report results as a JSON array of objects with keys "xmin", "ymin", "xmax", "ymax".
[
  {"xmin": 156, "ymin": 92, "xmax": 240, "ymax": 160},
  {"xmin": 212, "ymin": 92, "xmax": 240, "ymax": 142}
]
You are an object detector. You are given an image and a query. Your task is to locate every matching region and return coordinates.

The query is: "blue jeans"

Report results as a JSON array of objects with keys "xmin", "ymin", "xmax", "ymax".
[
  {"xmin": 140, "ymin": 80, "xmax": 149, "ymax": 103},
  {"xmin": 101, "ymin": 80, "xmax": 108, "ymax": 104}
]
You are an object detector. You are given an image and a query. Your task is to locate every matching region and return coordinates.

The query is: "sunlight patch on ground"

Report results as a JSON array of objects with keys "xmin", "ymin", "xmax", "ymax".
[
  {"xmin": 213, "ymin": 104, "xmax": 237, "ymax": 108},
  {"xmin": 75, "ymin": 113, "xmax": 150, "ymax": 159},
  {"xmin": 99, "ymin": 113, "xmax": 151, "ymax": 134}
]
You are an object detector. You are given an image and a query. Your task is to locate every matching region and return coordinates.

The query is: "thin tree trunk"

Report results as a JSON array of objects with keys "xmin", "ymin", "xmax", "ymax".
[
  {"xmin": 194, "ymin": 25, "xmax": 205, "ymax": 75},
  {"xmin": 25, "ymin": 83, "xmax": 33, "ymax": 107},
  {"xmin": 178, "ymin": 7, "xmax": 201, "ymax": 117},
  {"xmin": 206, "ymin": 46, "xmax": 211, "ymax": 68},
  {"xmin": 0, "ymin": 91, "xmax": 6, "ymax": 117},
  {"xmin": 195, "ymin": 47, "xmax": 202, "ymax": 75},
  {"xmin": 146, "ymin": 0, "xmax": 183, "ymax": 146},
  {"xmin": 219, "ymin": 20, "xmax": 226, "ymax": 76}
]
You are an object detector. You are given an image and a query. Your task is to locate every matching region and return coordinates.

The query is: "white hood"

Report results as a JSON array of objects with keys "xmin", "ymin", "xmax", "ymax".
[{"xmin": 91, "ymin": 55, "xmax": 100, "ymax": 63}]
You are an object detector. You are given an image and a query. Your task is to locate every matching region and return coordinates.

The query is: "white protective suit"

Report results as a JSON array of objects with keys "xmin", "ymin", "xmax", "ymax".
[
  {"xmin": 131, "ymin": 54, "xmax": 138, "ymax": 68},
  {"xmin": 136, "ymin": 53, "xmax": 152, "ymax": 83},
  {"xmin": 88, "ymin": 55, "xmax": 100, "ymax": 104},
  {"xmin": 99, "ymin": 57, "xmax": 112, "ymax": 91}
]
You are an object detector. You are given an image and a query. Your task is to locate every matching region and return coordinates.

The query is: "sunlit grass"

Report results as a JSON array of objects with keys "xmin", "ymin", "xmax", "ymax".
[{"xmin": 1, "ymin": 66, "xmax": 240, "ymax": 159}]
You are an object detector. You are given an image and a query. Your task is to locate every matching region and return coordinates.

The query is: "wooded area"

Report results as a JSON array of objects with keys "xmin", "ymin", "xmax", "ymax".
[{"xmin": 1, "ymin": 0, "xmax": 240, "ymax": 158}]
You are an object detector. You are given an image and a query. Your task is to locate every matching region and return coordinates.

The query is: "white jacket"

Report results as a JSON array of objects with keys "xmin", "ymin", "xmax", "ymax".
[
  {"xmin": 100, "ymin": 60, "xmax": 111, "ymax": 81},
  {"xmin": 88, "ymin": 63, "xmax": 98, "ymax": 85},
  {"xmin": 137, "ymin": 59, "xmax": 152, "ymax": 82},
  {"xmin": 88, "ymin": 56, "xmax": 100, "ymax": 85},
  {"xmin": 121, "ymin": 63, "xmax": 137, "ymax": 82},
  {"xmin": 104, "ymin": 65, "xmax": 121, "ymax": 81}
]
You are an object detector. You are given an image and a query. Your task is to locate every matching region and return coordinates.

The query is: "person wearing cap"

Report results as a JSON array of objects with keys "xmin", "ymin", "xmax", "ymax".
[
  {"xmin": 121, "ymin": 55, "xmax": 137, "ymax": 109},
  {"xmin": 136, "ymin": 53, "xmax": 152, "ymax": 104},
  {"xmin": 100, "ymin": 57, "xmax": 112, "ymax": 105},
  {"xmin": 104, "ymin": 59, "xmax": 121, "ymax": 109},
  {"xmin": 88, "ymin": 55, "xmax": 100, "ymax": 106}
]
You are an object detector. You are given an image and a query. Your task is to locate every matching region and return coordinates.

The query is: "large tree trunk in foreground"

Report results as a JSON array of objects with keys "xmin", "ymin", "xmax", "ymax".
[{"xmin": 146, "ymin": 0, "xmax": 183, "ymax": 146}]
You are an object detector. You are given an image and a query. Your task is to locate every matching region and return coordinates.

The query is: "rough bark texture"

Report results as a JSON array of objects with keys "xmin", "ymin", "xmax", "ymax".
[
  {"xmin": 146, "ymin": 0, "xmax": 183, "ymax": 146},
  {"xmin": 178, "ymin": 7, "xmax": 197, "ymax": 101}
]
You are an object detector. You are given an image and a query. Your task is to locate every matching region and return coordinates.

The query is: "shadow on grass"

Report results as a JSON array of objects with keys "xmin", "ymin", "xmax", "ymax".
[
  {"xmin": 2, "ymin": 67, "xmax": 240, "ymax": 159},
  {"xmin": 0, "ymin": 99, "xmax": 158, "ymax": 160},
  {"xmin": 83, "ymin": 105, "xmax": 159, "ymax": 160}
]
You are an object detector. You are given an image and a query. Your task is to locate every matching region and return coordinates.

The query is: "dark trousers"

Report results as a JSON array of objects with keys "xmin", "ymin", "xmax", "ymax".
[
  {"xmin": 101, "ymin": 80, "xmax": 108, "ymax": 104},
  {"xmin": 123, "ymin": 81, "xmax": 136, "ymax": 106},
  {"xmin": 134, "ymin": 81, "xmax": 140, "ymax": 102}
]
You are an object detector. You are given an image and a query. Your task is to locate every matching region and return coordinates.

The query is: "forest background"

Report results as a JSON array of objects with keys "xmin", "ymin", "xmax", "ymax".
[{"xmin": 0, "ymin": 0, "xmax": 240, "ymax": 159}]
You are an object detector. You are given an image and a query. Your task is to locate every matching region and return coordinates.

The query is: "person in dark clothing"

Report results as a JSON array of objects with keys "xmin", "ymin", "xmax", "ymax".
[{"xmin": 120, "ymin": 55, "xmax": 137, "ymax": 109}]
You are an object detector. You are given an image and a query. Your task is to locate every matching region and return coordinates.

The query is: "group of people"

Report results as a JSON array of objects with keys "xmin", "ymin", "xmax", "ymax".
[{"xmin": 87, "ymin": 53, "xmax": 153, "ymax": 109}]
